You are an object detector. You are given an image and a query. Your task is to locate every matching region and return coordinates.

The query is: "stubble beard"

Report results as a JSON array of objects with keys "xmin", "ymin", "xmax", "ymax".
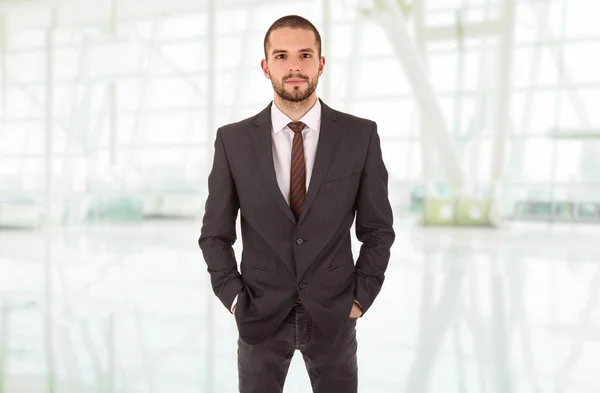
[{"xmin": 271, "ymin": 73, "xmax": 319, "ymax": 105}]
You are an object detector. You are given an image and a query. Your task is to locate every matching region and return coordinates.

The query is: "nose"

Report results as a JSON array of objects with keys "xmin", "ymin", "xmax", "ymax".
[{"xmin": 288, "ymin": 61, "xmax": 300, "ymax": 73}]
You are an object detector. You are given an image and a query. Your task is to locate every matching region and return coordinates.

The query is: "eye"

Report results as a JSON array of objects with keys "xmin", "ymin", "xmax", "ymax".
[
  {"xmin": 276, "ymin": 54, "xmax": 286, "ymax": 59},
  {"xmin": 301, "ymin": 53, "xmax": 311, "ymax": 58}
]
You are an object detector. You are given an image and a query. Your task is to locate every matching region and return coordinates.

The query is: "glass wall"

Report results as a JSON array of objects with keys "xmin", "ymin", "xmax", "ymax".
[{"xmin": 1, "ymin": 0, "xmax": 600, "ymax": 225}]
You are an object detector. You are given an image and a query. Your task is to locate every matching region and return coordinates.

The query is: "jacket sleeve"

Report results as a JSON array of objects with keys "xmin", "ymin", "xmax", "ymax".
[
  {"xmin": 353, "ymin": 122, "xmax": 395, "ymax": 315},
  {"xmin": 198, "ymin": 128, "xmax": 244, "ymax": 311}
]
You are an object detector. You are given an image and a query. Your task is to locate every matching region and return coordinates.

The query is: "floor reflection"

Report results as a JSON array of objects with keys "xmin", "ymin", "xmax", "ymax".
[{"xmin": 0, "ymin": 220, "xmax": 599, "ymax": 392}]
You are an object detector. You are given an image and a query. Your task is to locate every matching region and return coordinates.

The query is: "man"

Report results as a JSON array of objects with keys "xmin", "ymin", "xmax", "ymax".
[{"xmin": 198, "ymin": 15, "xmax": 395, "ymax": 393}]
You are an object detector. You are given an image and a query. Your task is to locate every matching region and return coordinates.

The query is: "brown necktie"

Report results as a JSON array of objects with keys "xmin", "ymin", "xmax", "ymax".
[{"xmin": 288, "ymin": 121, "xmax": 306, "ymax": 220}]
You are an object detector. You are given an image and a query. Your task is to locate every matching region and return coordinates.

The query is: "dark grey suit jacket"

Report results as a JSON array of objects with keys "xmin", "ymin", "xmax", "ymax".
[{"xmin": 198, "ymin": 99, "xmax": 395, "ymax": 345}]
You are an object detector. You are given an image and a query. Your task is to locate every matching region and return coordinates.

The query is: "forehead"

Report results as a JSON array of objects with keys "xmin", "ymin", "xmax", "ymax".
[{"xmin": 267, "ymin": 27, "xmax": 318, "ymax": 53}]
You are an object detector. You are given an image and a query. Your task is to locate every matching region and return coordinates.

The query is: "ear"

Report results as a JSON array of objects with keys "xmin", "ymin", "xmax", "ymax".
[
  {"xmin": 319, "ymin": 56, "xmax": 326, "ymax": 75},
  {"xmin": 261, "ymin": 59, "xmax": 271, "ymax": 79}
]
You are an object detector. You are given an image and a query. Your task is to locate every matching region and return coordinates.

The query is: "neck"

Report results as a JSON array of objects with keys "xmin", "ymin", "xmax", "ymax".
[{"xmin": 273, "ymin": 94, "xmax": 318, "ymax": 122}]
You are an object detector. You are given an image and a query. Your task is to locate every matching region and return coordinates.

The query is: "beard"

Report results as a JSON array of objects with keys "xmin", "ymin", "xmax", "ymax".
[{"xmin": 271, "ymin": 73, "xmax": 319, "ymax": 103}]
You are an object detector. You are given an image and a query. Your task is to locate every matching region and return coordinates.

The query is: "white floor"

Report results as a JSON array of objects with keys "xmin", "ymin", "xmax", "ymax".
[{"xmin": 0, "ymin": 219, "xmax": 599, "ymax": 393}]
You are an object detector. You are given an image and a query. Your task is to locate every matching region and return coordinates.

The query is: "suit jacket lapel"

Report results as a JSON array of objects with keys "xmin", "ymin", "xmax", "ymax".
[
  {"xmin": 250, "ymin": 102, "xmax": 297, "ymax": 224},
  {"xmin": 297, "ymin": 100, "xmax": 342, "ymax": 225},
  {"xmin": 250, "ymin": 99, "xmax": 343, "ymax": 226}
]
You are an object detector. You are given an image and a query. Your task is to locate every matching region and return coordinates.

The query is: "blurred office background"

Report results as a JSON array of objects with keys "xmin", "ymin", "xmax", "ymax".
[{"xmin": 0, "ymin": 0, "xmax": 599, "ymax": 392}]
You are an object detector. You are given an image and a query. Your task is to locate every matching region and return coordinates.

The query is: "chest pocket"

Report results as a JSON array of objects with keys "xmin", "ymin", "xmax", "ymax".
[{"xmin": 323, "ymin": 172, "xmax": 359, "ymax": 191}]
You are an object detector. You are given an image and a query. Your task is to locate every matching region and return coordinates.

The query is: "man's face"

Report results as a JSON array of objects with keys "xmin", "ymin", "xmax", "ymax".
[{"xmin": 261, "ymin": 27, "xmax": 325, "ymax": 103}]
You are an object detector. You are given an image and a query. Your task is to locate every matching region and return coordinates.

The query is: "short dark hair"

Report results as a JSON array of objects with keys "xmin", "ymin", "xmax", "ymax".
[{"xmin": 263, "ymin": 15, "xmax": 322, "ymax": 59}]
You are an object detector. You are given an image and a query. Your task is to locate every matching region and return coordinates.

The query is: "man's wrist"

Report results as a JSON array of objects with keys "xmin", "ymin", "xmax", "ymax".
[
  {"xmin": 354, "ymin": 299, "xmax": 363, "ymax": 316},
  {"xmin": 230, "ymin": 294, "xmax": 239, "ymax": 313}
]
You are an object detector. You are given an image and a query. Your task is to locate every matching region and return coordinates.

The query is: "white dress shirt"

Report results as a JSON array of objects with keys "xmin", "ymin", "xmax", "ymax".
[
  {"xmin": 271, "ymin": 99, "xmax": 321, "ymax": 204},
  {"xmin": 231, "ymin": 99, "xmax": 321, "ymax": 312}
]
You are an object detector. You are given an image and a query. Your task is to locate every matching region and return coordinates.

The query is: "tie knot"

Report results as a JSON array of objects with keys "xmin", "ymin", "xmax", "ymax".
[{"xmin": 288, "ymin": 122, "xmax": 306, "ymax": 133}]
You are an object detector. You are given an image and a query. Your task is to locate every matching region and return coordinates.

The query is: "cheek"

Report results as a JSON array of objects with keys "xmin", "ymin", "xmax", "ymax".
[{"xmin": 266, "ymin": 66, "xmax": 280, "ymax": 78}]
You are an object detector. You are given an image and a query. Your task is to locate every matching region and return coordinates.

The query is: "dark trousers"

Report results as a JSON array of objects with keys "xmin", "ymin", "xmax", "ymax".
[{"xmin": 237, "ymin": 302, "xmax": 358, "ymax": 393}]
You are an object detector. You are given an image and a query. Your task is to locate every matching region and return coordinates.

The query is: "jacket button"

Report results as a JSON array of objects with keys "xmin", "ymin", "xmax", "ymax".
[
  {"xmin": 299, "ymin": 282, "xmax": 307, "ymax": 289},
  {"xmin": 296, "ymin": 238, "xmax": 304, "ymax": 245}
]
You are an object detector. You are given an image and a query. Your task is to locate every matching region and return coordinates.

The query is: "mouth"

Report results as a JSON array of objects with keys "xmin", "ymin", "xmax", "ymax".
[{"xmin": 285, "ymin": 78, "xmax": 307, "ymax": 85}]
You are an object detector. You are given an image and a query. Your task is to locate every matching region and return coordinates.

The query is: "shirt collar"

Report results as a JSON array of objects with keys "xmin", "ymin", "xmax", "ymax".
[{"xmin": 271, "ymin": 98, "xmax": 321, "ymax": 134}]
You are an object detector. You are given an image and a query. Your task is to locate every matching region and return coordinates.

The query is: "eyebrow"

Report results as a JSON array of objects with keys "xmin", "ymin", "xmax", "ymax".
[{"xmin": 272, "ymin": 48, "xmax": 315, "ymax": 55}]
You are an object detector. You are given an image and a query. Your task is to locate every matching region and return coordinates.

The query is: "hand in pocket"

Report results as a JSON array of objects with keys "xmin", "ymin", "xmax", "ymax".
[{"xmin": 349, "ymin": 302, "xmax": 363, "ymax": 318}]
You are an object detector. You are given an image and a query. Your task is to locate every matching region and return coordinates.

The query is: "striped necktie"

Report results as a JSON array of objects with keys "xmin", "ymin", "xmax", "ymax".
[{"xmin": 288, "ymin": 121, "xmax": 306, "ymax": 220}]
